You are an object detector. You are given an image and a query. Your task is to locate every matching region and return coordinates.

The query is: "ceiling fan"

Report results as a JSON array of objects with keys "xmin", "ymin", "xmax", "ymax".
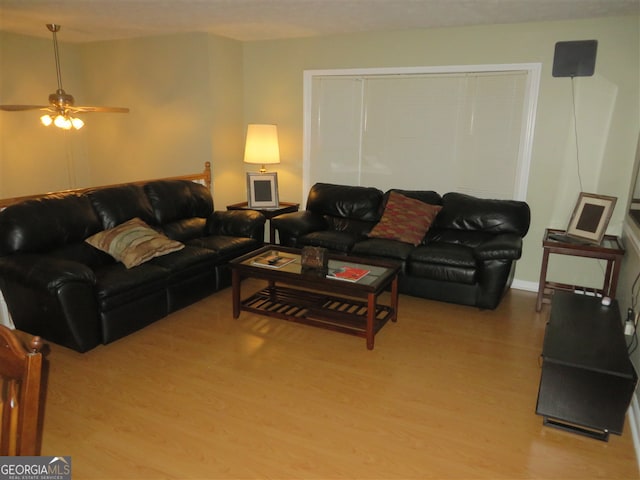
[{"xmin": 0, "ymin": 24, "xmax": 129, "ymax": 130}]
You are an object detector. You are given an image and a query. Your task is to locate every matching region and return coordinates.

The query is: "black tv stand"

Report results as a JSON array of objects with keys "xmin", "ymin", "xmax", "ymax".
[{"xmin": 536, "ymin": 291, "xmax": 637, "ymax": 441}]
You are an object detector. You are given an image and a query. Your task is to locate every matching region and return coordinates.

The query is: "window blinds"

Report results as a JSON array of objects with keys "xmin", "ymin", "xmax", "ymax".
[{"xmin": 307, "ymin": 68, "xmax": 533, "ymax": 200}]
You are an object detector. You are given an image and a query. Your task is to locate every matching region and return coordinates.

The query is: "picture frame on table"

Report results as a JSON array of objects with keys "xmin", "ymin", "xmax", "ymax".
[
  {"xmin": 246, "ymin": 172, "xmax": 279, "ymax": 209},
  {"xmin": 566, "ymin": 192, "xmax": 617, "ymax": 244}
]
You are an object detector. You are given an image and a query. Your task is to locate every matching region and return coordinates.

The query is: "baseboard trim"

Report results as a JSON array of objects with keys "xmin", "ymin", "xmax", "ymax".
[{"xmin": 511, "ymin": 279, "xmax": 538, "ymax": 292}]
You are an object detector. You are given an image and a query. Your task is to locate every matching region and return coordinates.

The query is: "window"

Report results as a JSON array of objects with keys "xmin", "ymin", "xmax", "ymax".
[{"xmin": 303, "ymin": 64, "xmax": 541, "ymax": 201}]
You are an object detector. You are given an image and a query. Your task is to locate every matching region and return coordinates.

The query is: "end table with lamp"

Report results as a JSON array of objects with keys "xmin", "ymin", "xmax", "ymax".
[{"xmin": 238, "ymin": 123, "xmax": 299, "ymax": 242}]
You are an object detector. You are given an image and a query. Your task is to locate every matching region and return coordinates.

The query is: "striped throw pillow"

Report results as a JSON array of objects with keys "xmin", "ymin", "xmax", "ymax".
[{"xmin": 86, "ymin": 217, "xmax": 184, "ymax": 268}]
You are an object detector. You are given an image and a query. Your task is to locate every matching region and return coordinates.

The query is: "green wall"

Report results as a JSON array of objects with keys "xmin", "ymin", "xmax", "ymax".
[
  {"xmin": 79, "ymin": 32, "xmax": 246, "ymax": 209},
  {"xmin": 0, "ymin": 31, "xmax": 244, "ymax": 209},
  {"xmin": 242, "ymin": 16, "xmax": 640, "ymax": 286},
  {"xmin": 1, "ymin": 16, "xmax": 638, "ymax": 288},
  {"xmin": 81, "ymin": 34, "xmax": 212, "ymax": 184},
  {"xmin": 206, "ymin": 34, "xmax": 245, "ymax": 209},
  {"xmin": 0, "ymin": 32, "xmax": 91, "ymax": 194}
]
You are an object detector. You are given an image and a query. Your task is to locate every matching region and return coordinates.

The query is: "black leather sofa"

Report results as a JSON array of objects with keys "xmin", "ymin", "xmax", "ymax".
[
  {"xmin": 0, "ymin": 179, "xmax": 265, "ymax": 352},
  {"xmin": 273, "ymin": 183, "xmax": 530, "ymax": 310}
]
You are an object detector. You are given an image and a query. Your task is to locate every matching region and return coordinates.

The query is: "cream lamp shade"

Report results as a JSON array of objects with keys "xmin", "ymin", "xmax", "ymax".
[{"xmin": 243, "ymin": 124, "xmax": 280, "ymax": 173}]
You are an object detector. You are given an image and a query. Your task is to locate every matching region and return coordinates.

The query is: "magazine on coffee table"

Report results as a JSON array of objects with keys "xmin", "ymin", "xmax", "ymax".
[
  {"xmin": 251, "ymin": 252, "xmax": 296, "ymax": 269},
  {"xmin": 326, "ymin": 266, "xmax": 370, "ymax": 282}
]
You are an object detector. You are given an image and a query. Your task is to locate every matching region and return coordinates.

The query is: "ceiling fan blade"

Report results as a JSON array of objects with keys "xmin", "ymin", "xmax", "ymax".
[
  {"xmin": 69, "ymin": 106, "xmax": 130, "ymax": 113},
  {"xmin": 0, "ymin": 105, "xmax": 51, "ymax": 111}
]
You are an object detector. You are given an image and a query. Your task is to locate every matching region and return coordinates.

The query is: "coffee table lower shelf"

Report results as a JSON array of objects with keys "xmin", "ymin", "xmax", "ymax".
[{"xmin": 240, "ymin": 285, "xmax": 395, "ymax": 342}]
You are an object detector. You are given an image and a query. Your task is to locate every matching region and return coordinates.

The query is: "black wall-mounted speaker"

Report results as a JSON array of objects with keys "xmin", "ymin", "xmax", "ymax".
[{"xmin": 552, "ymin": 40, "xmax": 598, "ymax": 77}]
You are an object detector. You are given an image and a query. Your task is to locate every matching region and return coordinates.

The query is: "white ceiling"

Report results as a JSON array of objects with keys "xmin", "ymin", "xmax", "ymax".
[{"xmin": 0, "ymin": 0, "xmax": 637, "ymax": 43}]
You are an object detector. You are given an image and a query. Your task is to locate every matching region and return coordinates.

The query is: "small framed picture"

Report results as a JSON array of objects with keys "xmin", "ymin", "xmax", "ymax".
[
  {"xmin": 566, "ymin": 192, "xmax": 617, "ymax": 244},
  {"xmin": 301, "ymin": 246, "xmax": 328, "ymax": 270},
  {"xmin": 247, "ymin": 172, "xmax": 279, "ymax": 208}
]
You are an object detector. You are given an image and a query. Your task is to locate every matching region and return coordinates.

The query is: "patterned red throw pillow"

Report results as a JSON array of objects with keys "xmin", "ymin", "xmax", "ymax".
[{"xmin": 368, "ymin": 191, "xmax": 442, "ymax": 246}]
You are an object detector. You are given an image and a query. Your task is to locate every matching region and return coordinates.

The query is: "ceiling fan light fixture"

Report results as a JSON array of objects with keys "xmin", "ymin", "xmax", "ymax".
[
  {"xmin": 0, "ymin": 24, "xmax": 129, "ymax": 128},
  {"xmin": 41, "ymin": 113, "xmax": 84, "ymax": 130},
  {"xmin": 53, "ymin": 115, "xmax": 69, "ymax": 129},
  {"xmin": 71, "ymin": 117, "xmax": 84, "ymax": 129}
]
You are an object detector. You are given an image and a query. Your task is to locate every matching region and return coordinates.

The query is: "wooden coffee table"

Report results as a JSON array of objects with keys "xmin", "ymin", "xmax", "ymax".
[{"xmin": 230, "ymin": 246, "xmax": 400, "ymax": 350}]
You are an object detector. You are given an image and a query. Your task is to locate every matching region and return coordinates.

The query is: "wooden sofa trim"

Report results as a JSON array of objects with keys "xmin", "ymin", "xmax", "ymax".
[{"xmin": 0, "ymin": 162, "xmax": 212, "ymax": 209}]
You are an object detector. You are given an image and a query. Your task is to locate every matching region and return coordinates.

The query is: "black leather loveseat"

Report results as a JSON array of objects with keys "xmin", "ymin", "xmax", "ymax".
[
  {"xmin": 273, "ymin": 183, "xmax": 530, "ymax": 310},
  {"xmin": 0, "ymin": 179, "xmax": 265, "ymax": 352}
]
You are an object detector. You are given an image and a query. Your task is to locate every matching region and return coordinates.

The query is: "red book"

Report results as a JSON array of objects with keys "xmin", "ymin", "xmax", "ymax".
[{"xmin": 327, "ymin": 266, "xmax": 369, "ymax": 282}]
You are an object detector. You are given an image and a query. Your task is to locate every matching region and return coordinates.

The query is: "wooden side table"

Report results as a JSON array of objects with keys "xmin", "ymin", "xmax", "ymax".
[
  {"xmin": 227, "ymin": 201, "xmax": 299, "ymax": 243},
  {"xmin": 535, "ymin": 228, "xmax": 625, "ymax": 312}
]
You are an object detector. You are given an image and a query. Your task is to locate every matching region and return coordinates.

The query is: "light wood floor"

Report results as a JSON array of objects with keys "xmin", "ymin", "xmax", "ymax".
[{"xmin": 39, "ymin": 280, "xmax": 639, "ymax": 479}]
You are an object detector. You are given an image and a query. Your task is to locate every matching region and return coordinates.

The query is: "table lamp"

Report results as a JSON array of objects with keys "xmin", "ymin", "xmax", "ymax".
[{"xmin": 243, "ymin": 124, "xmax": 280, "ymax": 173}]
